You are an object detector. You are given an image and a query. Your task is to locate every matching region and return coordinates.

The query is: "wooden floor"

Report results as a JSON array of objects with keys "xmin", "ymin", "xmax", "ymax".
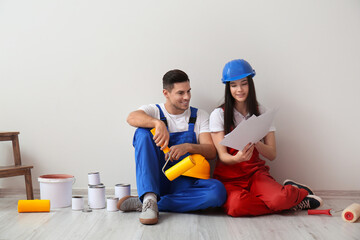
[{"xmin": 0, "ymin": 191, "xmax": 360, "ymax": 240}]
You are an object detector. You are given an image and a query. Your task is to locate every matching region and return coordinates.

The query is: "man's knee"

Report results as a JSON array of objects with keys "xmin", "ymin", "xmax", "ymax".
[
  {"xmin": 133, "ymin": 128, "xmax": 154, "ymax": 146},
  {"xmin": 134, "ymin": 127, "xmax": 152, "ymax": 139},
  {"xmin": 203, "ymin": 179, "xmax": 227, "ymax": 207}
]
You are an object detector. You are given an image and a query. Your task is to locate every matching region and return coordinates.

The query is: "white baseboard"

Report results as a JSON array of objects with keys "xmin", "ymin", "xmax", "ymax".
[
  {"xmin": 315, "ymin": 190, "xmax": 360, "ymax": 198},
  {"xmin": 0, "ymin": 187, "xmax": 137, "ymax": 198}
]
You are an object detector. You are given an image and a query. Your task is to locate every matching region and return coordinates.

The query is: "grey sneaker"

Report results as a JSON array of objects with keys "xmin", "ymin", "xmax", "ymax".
[
  {"xmin": 117, "ymin": 196, "xmax": 142, "ymax": 212},
  {"xmin": 283, "ymin": 179, "xmax": 314, "ymax": 195},
  {"xmin": 292, "ymin": 195, "xmax": 323, "ymax": 211},
  {"xmin": 139, "ymin": 199, "xmax": 159, "ymax": 225}
]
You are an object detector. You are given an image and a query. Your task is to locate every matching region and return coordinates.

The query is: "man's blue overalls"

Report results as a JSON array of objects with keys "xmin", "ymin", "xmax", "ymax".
[{"xmin": 133, "ymin": 105, "xmax": 226, "ymax": 212}]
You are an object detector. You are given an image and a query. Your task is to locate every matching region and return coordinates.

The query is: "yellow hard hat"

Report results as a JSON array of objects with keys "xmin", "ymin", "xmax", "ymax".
[
  {"xmin": 152, "ymin": 127, "xmax": 210, "ymax": 180},
  {"xmin": 182, "ymin": 154, "xmax": 210, "ymax": 179}
]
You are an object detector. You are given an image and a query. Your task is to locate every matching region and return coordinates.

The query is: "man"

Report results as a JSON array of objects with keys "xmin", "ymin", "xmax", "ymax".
[{"xmin": 118, "ymin": 69, "xmax": 226, "ymax": 225}]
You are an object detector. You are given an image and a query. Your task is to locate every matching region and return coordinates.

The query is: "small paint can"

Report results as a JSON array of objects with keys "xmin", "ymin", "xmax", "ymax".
[
  {"xmin": 107, "ymin": 197, "xmax": 119, "ymax": 212},
  {"xmin": 115, "ymin": 184, "xmax": 131, "ymax": 200},
  {"xmin": 88, "ymin": 184, "xmax": 105, "ymax": 209},
  {"xmin": 72, "ymin": 196, "xmax": 84, "ymax": 211},
  {"xmin": 88, "ymin": 183, "xmax": 104, "ymax": 206},
  {"xmin": 88, "ymin": 172, "xmax": 101, "ymax": 185}
]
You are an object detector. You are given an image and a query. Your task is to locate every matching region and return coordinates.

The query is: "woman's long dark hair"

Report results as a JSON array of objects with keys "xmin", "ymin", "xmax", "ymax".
[{"xmin": 220, "ymin": 77, "xmax": 259, "ymax": 134}]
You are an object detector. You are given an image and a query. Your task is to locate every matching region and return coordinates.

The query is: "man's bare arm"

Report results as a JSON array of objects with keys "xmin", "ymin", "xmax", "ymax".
[{"xmin": 127, "ymin": 110, "xmax": 169, "ymax": 150}]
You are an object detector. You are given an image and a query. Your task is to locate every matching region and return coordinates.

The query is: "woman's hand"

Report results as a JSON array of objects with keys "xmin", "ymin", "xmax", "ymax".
[
  {"xmin": 232, "ymin": 143, "xmax": 254, "ymax": 163},
  {"xmin": 254, "ymin": 132, "xmax": 276, "ymax": 161}
]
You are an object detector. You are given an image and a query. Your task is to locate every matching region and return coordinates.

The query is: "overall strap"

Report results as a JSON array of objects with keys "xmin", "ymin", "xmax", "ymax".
[
  {"xmin": 188, "ymin": 107, "xmax": 198, "ymax": 132},
  {"xmin": 155, "ymin": 104, "xmax": 168, "ymax": 127}
]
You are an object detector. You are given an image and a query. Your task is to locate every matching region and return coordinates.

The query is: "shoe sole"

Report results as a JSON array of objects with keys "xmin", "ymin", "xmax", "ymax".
[
  {"xmin": 139, "ymin": 217, "xmax": 158, "ymax": 225},
  {"xmin": 117, "ymin": 195, "xmax": 138, "ymax": 211},
  {"xmin": 283, "ymin": 179, "xmax": 314, "ymax": 195}
]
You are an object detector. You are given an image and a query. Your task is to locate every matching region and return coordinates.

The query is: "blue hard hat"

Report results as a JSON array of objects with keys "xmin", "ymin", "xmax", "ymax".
[{"xmin": 221, "ymin": 59, "xmax": 256, "ymax": 83}]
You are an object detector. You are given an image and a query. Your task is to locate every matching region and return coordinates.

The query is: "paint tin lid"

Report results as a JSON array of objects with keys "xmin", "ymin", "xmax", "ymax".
[
  {"xmin": 88, "ymin": 183, "xmax": 104, "ymax": 187},
  {"xmin": 88, "ymin": 172, "xmax": 99, "ymax": 175},
  {"xmin": 107, "ymin": 197, "xmax": 119, "ymax": 200},
  {"xmin": 115, "ymin": 183, "xmax": 130, "ymax": 187},
  {"xmin": 89, "ymin": 184, "xmax": 105, "ymax": 188}
]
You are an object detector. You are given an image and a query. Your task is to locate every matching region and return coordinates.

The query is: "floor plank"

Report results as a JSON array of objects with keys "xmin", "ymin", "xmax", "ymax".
[{"xmin": 1, "ymin": 192, "xmax": 360, "ymax": 240}]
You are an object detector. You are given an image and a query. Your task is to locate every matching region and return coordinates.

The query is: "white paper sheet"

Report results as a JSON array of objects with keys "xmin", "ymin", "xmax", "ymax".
[{"xmin": 220, "ymin": 108, "xmax": 277, "ymax": 151}]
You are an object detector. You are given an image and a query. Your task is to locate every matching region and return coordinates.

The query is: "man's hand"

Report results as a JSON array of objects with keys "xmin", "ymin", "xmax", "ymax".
[
  {"xmin": 165, "ymin": 143, "xmax": 190, "ymax": 161},
  {"xmin": 152, "ymin": 122, "xmax": 169, "ymax": 151}
]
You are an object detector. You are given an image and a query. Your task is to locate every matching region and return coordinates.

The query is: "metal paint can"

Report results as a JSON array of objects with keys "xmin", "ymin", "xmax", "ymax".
[
  {"xmin": 115, "ymin": 184, "xmax": 131, "ymax": 200},
  {"xmin": 106, "ymin": 197, "xmax": 119, "ymax": 212},
  {"xmin": 72, "ymin": 196, "xmax": 84, "ymax": 211},
  {"xmin": 87, "ymin": 183, "xmax": 104, "ymax": 206},
  {"xmin": 88, "ymin": 184, "xmax": 105, "ymax": 209},
  {"xmin": 88, "ymin": 172, "xmax": 101, "ymax": 185}
]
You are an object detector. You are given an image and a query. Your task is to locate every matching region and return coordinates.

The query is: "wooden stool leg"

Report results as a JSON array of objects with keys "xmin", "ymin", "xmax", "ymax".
[
  {"xmin": 24, "ymin": 169, "xmax": 34, "ymax": 200},
  {"xmin": 12, "ymin": 135, "xmax": 22, "ymax": 166}
]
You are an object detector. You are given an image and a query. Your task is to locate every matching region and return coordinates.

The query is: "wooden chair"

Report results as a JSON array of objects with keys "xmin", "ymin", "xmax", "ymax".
[{"xmin": 0, "ymin": 132, "xmax": 34, "ymax": 199}]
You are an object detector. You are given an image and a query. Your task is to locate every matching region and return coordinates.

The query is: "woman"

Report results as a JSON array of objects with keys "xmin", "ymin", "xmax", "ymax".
[{"xmin": 210, "ymin": 59, "xmax": 323, "ymax": 217}]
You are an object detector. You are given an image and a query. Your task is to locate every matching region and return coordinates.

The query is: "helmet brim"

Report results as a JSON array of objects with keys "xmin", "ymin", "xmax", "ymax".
[{"xmin": 221, "ymin": 71, "xmax": 256, "ymax": 84}]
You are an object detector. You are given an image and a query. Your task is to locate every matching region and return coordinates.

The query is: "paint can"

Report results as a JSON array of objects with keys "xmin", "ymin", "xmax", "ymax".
[
  {"xmin": 72, "ymin": 196, "xmax": 84, "ymax": 211},
  {"xmin": 87, "ymin": 183, "xmax": 104, "ymax": 206},
  {"xmin": 38, "ymin": 174, "xmax": 75, "ymax": 209},
  {"xmin": 88, "ymin": 184, "xmax": 105, "ymax": 209},
  {"xmin": 115, "ymin": 184, "xmax": 131, "ymax": 200},
  {"xmin": 107, "ymin": 197, "xmax": 119, "ymax": 212},
  {"xmin": 88, "ymin": 172, "xmax": 101, "ymax": 185}
]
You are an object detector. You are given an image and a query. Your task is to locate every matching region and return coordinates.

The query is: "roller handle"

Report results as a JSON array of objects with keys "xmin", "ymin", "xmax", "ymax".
[
  {"xmin": 308, "ymin": 209, "xmax": 332, "ymax": 216},
  {"xmin": 150, "ymin": 128, "xmax": 170, "ymax": 154}
]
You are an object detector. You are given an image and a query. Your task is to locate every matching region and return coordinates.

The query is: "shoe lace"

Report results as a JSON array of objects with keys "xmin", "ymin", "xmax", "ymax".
[
  {"xmin": 142, "ymin": 200, "xmax": 154, "ymax": 211},
  {"xmin": 293, "ymin": 198, "xmax": 310, "ymax": 211}
]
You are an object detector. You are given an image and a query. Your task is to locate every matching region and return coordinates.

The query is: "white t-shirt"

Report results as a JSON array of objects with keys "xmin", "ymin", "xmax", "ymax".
[
  {"xmin": 209, "ymin": 105, "xmax": 276, "ymax": 133},
  {"xmin": 139, "ymin": 103, "xmax": 210, "ymax": 143}
]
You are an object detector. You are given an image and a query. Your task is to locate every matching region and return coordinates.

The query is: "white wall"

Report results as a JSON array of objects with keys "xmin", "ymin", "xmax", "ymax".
[{"xmin": 1, "ymin": 0, "xmax": 359, "ymax": 191}]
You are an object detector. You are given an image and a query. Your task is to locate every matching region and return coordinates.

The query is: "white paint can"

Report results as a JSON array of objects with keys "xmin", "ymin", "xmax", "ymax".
[
  {"xmin": 87, "ymin": 183, "xmax": 104, "ymax": 206},
  {"xmin": 107, "ymin": 197, "xmax": 119, "ymax": 212},
  {"xmin": 88, "ymin": 172, "xmax": 101, "ymax": 185},
  {"xmin": 115, "ymin": 184, "xmax": 131, "ymax": 200},
  {"xmin": 88, "ymin": 184, "xmax": 105, "ymax": 209},
  {"xmin": 38, "ymin": 174, "xmax": 75, "ymax": 209},
  {"xmin": 72, "ymin": 196, "xmax": 84, "ymax": 211}
]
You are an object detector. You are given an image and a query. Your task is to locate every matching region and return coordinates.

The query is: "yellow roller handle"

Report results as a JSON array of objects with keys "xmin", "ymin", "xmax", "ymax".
[
  {"xmin": 18, "ymin": 199, "xmax": 50, "ymax": 213},
  {"xmin": 150, "ymin": 128, "xmax": 170, "ymax": 154}
]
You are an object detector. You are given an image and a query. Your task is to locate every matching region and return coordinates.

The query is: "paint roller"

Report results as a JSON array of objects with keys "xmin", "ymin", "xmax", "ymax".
[
  {"xmin": 342, "ymin": 203, "xmax": 360, "ymax": 223},
  {"xmin": 308, "ymin": 202, "xmax": 360, "ymax": 223},
  {"xmin": 18, "ymin": 199, "xmax": 50, "ymax": 213},
  {"xmin": 150, "ymin": 128, "xmax": 195, "ymax": 181}
]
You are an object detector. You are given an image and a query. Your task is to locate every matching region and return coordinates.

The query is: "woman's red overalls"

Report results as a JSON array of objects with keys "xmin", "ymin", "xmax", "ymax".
[{"xmin": 213, "ymin": 147, "xmax": 308, "ymax": 217}]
